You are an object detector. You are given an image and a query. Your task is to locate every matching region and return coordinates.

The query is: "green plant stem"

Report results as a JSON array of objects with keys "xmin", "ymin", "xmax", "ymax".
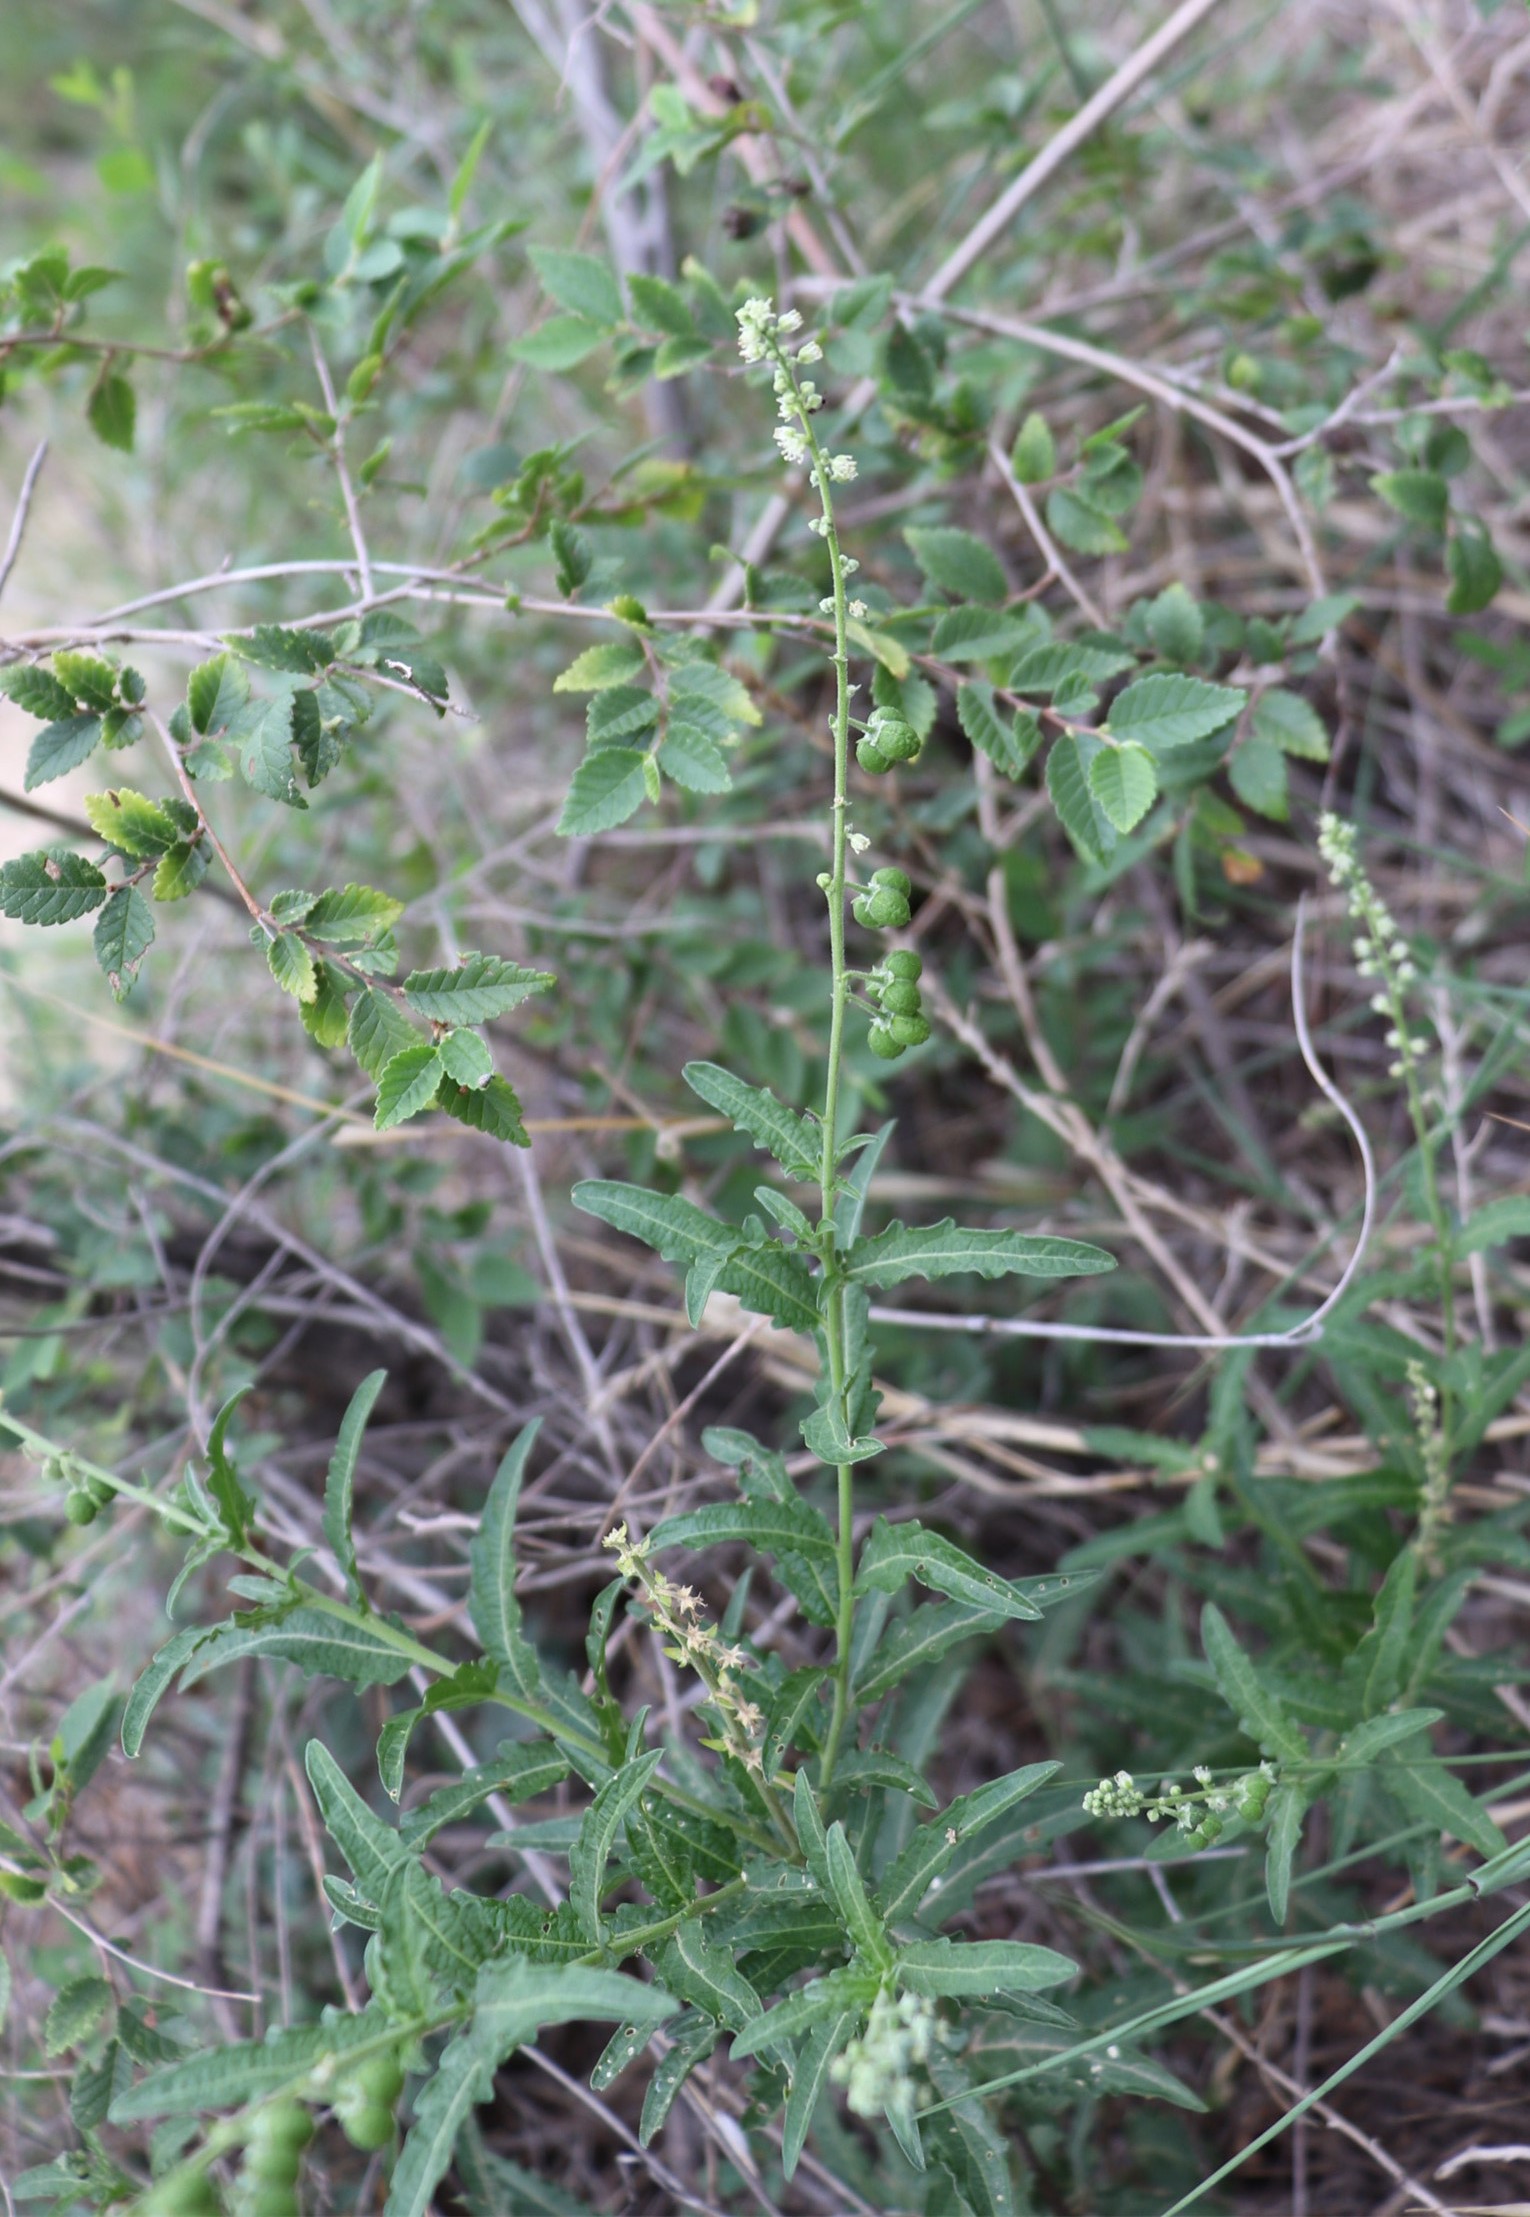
[{"xmin": 765, "ymin": 336, "xmax": 859, "ymax": 1794}]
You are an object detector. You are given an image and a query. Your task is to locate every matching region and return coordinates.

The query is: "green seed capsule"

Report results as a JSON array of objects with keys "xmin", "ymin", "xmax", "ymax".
[
  {"xmin": 348, "ymin": 2052, "xmax": 405, "ymax": 2107},
  {"xmin": 64, "ymin": 1490, "xmax": 99, "ymax": 1527},
  {"xmin": 86, "ymin": 1475, "xmax": 114, "ymax": 1510},
  {"xmin": 879, "ymin": 980, "xmax": 922, "ymax": 1018},
  {"xmin": 856, "ymin": 738, "xmax": 892, "ymax": 774},
  {"xmin": 882, "ymin": 949, "xmax": 922, "ymax": 980},
  {"xmin": 872, "ymin": 719, "xmax": 921, "ymax": 763},
  {"xmin": 247, "ymin": 2098, "xmax": 313, "ymax": 2165},
  {"xmin": 246, "ymin": 2190, "xmax": 298, "ymax": 2217},
  {"xmin": 870, "ymin": 866, "xmax": 911, "ymax": 896},
  {"xmin": 867, "ymin": 1022, "xmax": 905, "ymax": 1061},
  {"xmin": 854, "ymin": 889, "xmax": 911, "ymax": 930},
  {"xmin": 336, "ymin": 2097, "xmax": 396, "ymax": 2152},
  {"xmin": 887, "ymin": 1011, "xmax": 931, "ymax": 1048},
  {"xmin": 145, "ymin": 2174, "xmax": 219, "ymax": 2217}
]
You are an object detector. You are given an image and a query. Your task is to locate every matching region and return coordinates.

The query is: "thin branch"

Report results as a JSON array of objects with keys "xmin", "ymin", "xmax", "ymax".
[{"xmin": 0, "ymin": 442, "xmax": 48, "ymax": 606}]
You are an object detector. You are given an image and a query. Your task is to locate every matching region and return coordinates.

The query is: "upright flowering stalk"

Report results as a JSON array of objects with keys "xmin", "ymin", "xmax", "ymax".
[
  {"xmin": 1319, "ymin": 812, "xmax": 1457, "ymax": 1517},
  {"xmin": 735, "ymin": 296, "xmax": 867, "ymax": 1782}
]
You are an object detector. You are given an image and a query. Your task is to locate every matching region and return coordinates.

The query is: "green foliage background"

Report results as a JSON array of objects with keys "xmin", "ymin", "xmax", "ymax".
[{"xmin": 2, "ymin": 2, "xmax": 1529, "ymax": 2213}]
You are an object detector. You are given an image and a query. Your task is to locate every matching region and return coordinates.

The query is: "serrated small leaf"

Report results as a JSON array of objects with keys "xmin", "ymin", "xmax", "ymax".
[
  {"xmin": 1010, "ymin": 412, "xmax": 1055, "ymax": 484},
  {"xmin": 348, "ymin": 986, "xmax": 419, "ymax": 1077},
  {"xmin": 658, "ymin": 720, "xmax": 731, "ymax": 792},
  {"xmin": 1010, "ymin": 640, "xmax": 1134, "ymax": 693},
  {"xmin": 1106, "ymin": 673, "xmax": 1245, "ymax": 753},
  {"xmin": 24, "ymin": 714, "xmax": 102, "ymax": 790},
  {"xmin": 93, "ymin": 884, "xmax": 153, "ymax": 998},
  {"xmin": 153, "ymin": 840, "xmax": 209, "ymax": 901},
  {"xmin": 304, "ymin": 882, "xmax": 404, "ymax": 943},
  {"xmin": 1372, "ymin": 468, "xmax": 1448, "ymax": 532},
  {"xmin": 554, "ymin": 642, "xmax": 645, "ymax": 693},
  {"xmin": 1046, "ymin": 734, "xmax": 1110, "ymax": 863},
  {"xmin": 0, "ymin": 665, "xmax": 76, "ymax": 720},
  {"xmin": 855, "ymin": 1517, "xmax": 1043, "ymax": 1621},
  {"xmin": 82, "ymin": 787, "xmax": 177, "ymax": 857},
  {"xmin": 266, "ymin": 931, "xmax": 317, "ymax": 1002},
  {"xmin": 1446, "ymin": 516, "xmax": 1503, "ymax": 615},
  {"xmin": 509, "ymin": 314, "xmax": 606, "ymax": 370},
  {"xmin": 1046, "ymin": 486, "xmax": 1127, "ymax": 555},
  {"xmin": 438, "ymin": 1073, "xmax": 531, "ymax": 1145},
  {"xmin": 232, "ymin": 624, "xmax": 334, "ymax": 674},
  {"xmin": 844, "ymin": 1218, "xmax": 1113, "ymax": 1287},
  {"xmin": 402, "ymin": 953, "xmax": 553, "ymax": 1022},
  {"xmin": 187, "ymin": 653, "xmax": 251, "ymax": 737},
  {"xmin": 44, "ymin": 1976, "xmax": 113, "ymax": 2056},
  {"xmin": 956, "ymin": 682, "xmax": 1034, "ymax": 778},
  {"xmin": 559, "ymin": 746, "xmax": 650, "ymax": 833},
  {"xmin": 1228, "ymin": 735, "xmax": 1289, "ymax": 820},
  {"xmin": 905, "ymin": 525, "xmax": 1006, "ymax": 605},
  {"xmin": 930, "ymin": 605, "xmax": 1034, "ymax": 662},
  {"xmin": 437, "ymin": 1029, "xmax": 494, "ymax": 1088},
  {"xmin": 1145, "ymin": 582, "xmax": 1204, "ymax": 664},
  {"xmin": 1252, "ymin": 687, "xmax": 1328, "ymax": 761},
  {"xmin": 528, "ymin": 245, "xmax": 623, "ymax": 326},
  {"xmin": 374, "ymin": 1043, "xmax": 444, "ymax": 1128},
  {"xmin": 228, "ymin": 694, "xmax": 305, "ymax": 806},
  {"xmin": 1088, "ymin": 742, "xmax": 1158, "ymax": 832},
  {"xmin": 0, "ymin": 850, "xmax": 108, "ymax": 925},
  {"xmin": 87, "ymin": 370, "xmax": 135, "ymax": 452},
  {"xmin": 51, "ymin": 651, "xmax": 119, "ymax": 711}
]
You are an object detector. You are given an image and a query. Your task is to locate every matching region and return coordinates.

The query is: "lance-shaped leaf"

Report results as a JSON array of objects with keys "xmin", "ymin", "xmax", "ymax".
[
  {"xmin": 1201, "ymin": 1602, "xmax": 1307, "ymax": 1763},
  {"xmin": 844, "ymin": 1218, "xmax": 1114, "ymax": 1288},
  {"xmin": 649, "ymin": 1497, "xmax": 837, "ymax": 1570},
  {"xmin": 878, "ymin": 1761, "xmax": 1061, "ymax": 1919},
  {"xmin": 653, "ymin": 1923, "xmax": 762, "ymax": 2032},
  {"xmin": 784, "ymin": 2004, "xmax": 862, "ymax": 2179},
  {"xmin": 640, "ymin": 2014, "xmax": 720, "ymax": 2145},
  {"xmin": 402, "ymin": 953, "xmax": 554, "ymax": 1022},
  {"xmin": 570, "ymin": 1748, "xmax": 664, "ymax": 1940},
  {"xmin": 400, "ymin": 1742, "xmax": 570, "ymax": 1848},
  {"xmin": 324, "ymin": 1369, "xmax": 385, "ymax": 1605},
  {"xmin": 177, "ymin": 1608, "xmax": 412, "ymax": 1689},
  {"xmin": 855, "ymin": 1518, "xmax": 1045, "ymax": 1621},
  {"xmin": 469, "ymin": 1421, "xmax": 541, "ymax": 1668},
  {"xmin": 574, "ymin": 1180, "xmax": 820, "ymax": 1332},
  {"xmin": 377, "ymin": 1661, "xmax": 501, "ymax": 1801},
  {"xmin": 110, "ymin": 2006, "xmax": 394, "ymax": 2121},
  {"xmin": 681, "ymin": 1061, "xmax": 821, "ymax": 1180},
  {"xmin": 121, "ymin": 1625, "xmax": 210, "ymax": 1757},
  {"xmin": 825, "ymin": 1823, "xmax": 892, "ymax": 1969},
  {"xmin": 305, "ymin": 1740, "xmax": 407, "ymax": 1899},
  {"xmin": 1378, "ymin": 1749, "xmax": 1507, "ymax": 1863},
  {"xmin": 730, "ymin": 1964, "xmax": 879, "ymax": 2059},
  {"xmin": 896, "ymin": 1937, "xmax": 1077, "ymax": 1999},
  {"xmin": 853, "ymin": 1601, "xmax": 1006, "ymax": 1702}
]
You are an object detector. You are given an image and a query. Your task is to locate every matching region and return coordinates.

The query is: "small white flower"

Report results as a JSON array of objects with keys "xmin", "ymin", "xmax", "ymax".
[{"xmin": 828, "ymin": 453, "xmax": 858, "ymax": 481}]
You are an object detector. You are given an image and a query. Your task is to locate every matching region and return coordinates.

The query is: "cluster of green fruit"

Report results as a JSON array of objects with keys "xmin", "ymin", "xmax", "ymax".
[
  {"xmin": 140, "ymin": 2052, "xmax": 407, "ymax": 2214},
  {"xmin": 851, "ymin": 866, "xmax": 913, "ymax": 931},
  {"xmin": 855, "ymin": 709, "xmax": 923, "ymax": 775},
  {"xmin": 865, "ymin": 947, "xmax": 930, "ymax": 1060},
  {"xmin": 45, "ymin": 1455, "xmax": 114, "ymax": 1527}
]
